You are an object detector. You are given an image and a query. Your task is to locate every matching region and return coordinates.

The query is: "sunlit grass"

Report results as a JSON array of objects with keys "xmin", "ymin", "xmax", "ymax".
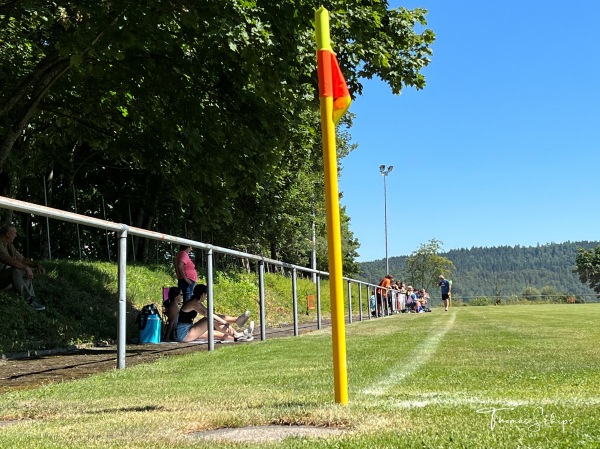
[{"xmin": 1, "ymin": 304, "xmax": 599, "ymax": 448}]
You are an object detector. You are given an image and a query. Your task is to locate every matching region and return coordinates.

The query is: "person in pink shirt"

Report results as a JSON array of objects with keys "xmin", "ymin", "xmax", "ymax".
[{"xmin": 174, "ymin": 245, "xmax": 197, "ymax": 303}]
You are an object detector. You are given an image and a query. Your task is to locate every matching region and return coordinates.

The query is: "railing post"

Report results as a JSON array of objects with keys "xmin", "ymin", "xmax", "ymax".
[
  {"xmin": 42, "ymin": 177, "xmax": 52, "ymax": 260},
  {"xmin": 101, "ymin": 195, "xmax": 111, "ymax": 261},
  {"xmin": 347, "ymin": 280, "xmax": 353, "ymax": 324},
  {"xmin": 259, "ymin": 260, "xmax": 266, "ymax": 341},
  {"xmin": 316, "ymin": 274, "xmax": 322, "ymax": 330},
  {"xmin": 117, "ymin": 227, "xmax": 128, "ymax": 369},
  {"xmin": 207, "ymin": 248, "xmax": 215, "ymax": 351},
  {"xmin": 384, "ymin": 288, "xmax": 389, "ymax": 316},
  {"xmin": 292, "ymin": 267, "xmax": 298, "ymax": 336},
  {"xmin": 0, "ymin": 197, "xmax": 400, "ymax": 375},
  {"xmin": 358, "ymin": 282, "xmax": 363, "ymax": 321}
]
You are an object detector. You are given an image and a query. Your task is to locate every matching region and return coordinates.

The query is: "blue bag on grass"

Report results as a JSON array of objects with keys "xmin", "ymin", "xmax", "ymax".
[{"xmin": 136, "ymin": 304, "xmax": 162, "ymax": 344}]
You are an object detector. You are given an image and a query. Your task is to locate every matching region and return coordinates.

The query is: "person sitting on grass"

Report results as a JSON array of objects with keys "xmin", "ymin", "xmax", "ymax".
[
  {"xmin": 162, "ymin": 286, "xmax": 183, "ymax": 342},
  {"xmin": 175, "ymin": 284, "xmax": 254, "ymax": 343},
  {"xmin": 405, "ymin": 286, "xmax": 417, "ymax": 312},
  {"xmin": 0, "ymin": 223, "xmax": 46, "ymax": 311},
  {"xmin": 418, "ymin": 288, "xmax": 430, "ymax": 312}
]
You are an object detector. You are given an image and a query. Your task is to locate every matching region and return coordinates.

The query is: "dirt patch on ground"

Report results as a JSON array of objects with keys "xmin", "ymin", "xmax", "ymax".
[
  {"xmin": 0, "ymin": 343, "xmax": 211, "ymax": 393},
  {"xmin": 0, "ymin": 321, "xmax": 332, "ymax": 393}
]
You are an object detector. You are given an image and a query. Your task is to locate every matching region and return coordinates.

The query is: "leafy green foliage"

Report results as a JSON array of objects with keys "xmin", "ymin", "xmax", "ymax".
[
  {"xmin": 574, "ymin": 245, "xmax": 600, "ymax": 294},
  {"xmin": 404, "ymin": 238, "xmax": 454, "ymax": 291},
  {"xmin": 0, "ymin": 1, "xmax": 435, "ymax": 274},
  {"xmin": 361, "ymin": 241, "xmax": 600, "ymax": 298},
  {"xmin": 469, "ymin": 296, "xmax": 493, "ymax": 306}
]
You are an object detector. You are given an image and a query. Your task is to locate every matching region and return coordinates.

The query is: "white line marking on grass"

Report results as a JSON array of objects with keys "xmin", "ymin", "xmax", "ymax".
[
  {"xmin": 390, "ymin": 395, "xmax": 526, "ymax": 409},
  {"xmin": 361, "ymin": 311, "xmax": 457, "ymax": 397},
  {"xmin": 386, "ymin": 395, "xmax": 600, "ymax": 409}
]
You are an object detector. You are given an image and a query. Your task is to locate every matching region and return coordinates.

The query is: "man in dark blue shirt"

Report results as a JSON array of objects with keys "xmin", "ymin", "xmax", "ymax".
[{"xmin": 438, "ymin": 275, "xmax": 451, "ymax": 311}]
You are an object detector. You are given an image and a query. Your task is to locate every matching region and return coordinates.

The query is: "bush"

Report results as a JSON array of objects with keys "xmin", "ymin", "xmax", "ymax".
[{"xmin": 469, "ymin": 296, "xmax": 492, "ymax": 306}]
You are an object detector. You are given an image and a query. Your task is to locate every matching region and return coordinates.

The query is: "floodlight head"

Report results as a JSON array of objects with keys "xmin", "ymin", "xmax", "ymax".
[
  {"xmin": 388, "ymin": 166, "xmax": 394, "ymax": 173},
  {"xmin": 379, "ymin": 164, "xmax": 386, "ymax": 173}
]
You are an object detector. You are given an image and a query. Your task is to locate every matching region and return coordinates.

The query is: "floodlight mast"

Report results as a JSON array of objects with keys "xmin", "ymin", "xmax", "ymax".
[{"xmin": 379, "ymin": 165, "xmax": 393, "ymax": 274}]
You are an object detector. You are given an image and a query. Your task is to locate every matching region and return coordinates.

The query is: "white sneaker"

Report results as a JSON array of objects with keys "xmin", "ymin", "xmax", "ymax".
[
  {"xmin": 244, "ymin": 321, "xmax": 255, "ymax": 338},
  {"xmin": 235, "ymin": 334, "xmax": 254, "ymax": 342},
  {"xmin": 236, "ymin": 310, "xmax": 251, "ymax": 327},
  {"xmin": 28, "ymin": 297, "xmax": 45, "ymax": 311}
]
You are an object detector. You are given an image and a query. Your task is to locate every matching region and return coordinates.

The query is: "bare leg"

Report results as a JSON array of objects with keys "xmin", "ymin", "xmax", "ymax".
[
  {"xmin": 216, "ymin": 313, "xmax": 237, "ymax": 323},
  {"xmin": 183, "ymin": 318, "xmax": 233, "ymax": 342},
  {"xmin": 216, "ymin": 311, "xmax": 250, "ymax": 328},
  {"xmin": 214, "ymin": 323, "xmax": 244, "ymax": 339}
]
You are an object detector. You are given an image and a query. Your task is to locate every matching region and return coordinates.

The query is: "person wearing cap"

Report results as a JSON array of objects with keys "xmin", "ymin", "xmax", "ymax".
[
  {"xmin": 438, "ymin": 275, "xmax": 451, "ymax": 311},
  {"xmin": 0, "ymin": 223, "xmax": 46, "ymax": 311}
]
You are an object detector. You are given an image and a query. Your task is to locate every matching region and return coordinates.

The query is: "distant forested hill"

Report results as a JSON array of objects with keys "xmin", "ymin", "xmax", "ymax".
[{"xmin": 358, "ymin": 241, "xmax": 600, "ymax": 298}]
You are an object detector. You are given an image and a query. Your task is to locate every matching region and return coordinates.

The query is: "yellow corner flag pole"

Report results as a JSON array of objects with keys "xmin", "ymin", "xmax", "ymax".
[{"xmin": 315, "ymin": 6, "xmax": 349, "ymax": 405}]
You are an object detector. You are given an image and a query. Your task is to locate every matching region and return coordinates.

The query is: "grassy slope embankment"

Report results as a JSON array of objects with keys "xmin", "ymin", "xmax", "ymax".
[{"xmin": 0, "ymin": 260, "xmax": 350, "ymax": 353}]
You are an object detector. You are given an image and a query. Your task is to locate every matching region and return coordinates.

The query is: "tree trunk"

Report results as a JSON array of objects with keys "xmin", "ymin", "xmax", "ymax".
[
  {"xmin": 38, "ymin": 168, "xmax": 54, "ymax": 260},
  {"xmin": 138, "ymin": 213, "xmax": 155, "ymax": 262},
  {"xmin": 241, "ymin": 257, "xmax": 251, "ymax": 274},
  {"xmin": 0, "ymin": 59, "xmax": 71, "ymax": 169}
]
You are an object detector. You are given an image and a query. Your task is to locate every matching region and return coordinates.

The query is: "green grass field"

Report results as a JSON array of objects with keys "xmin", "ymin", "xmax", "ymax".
[{"xmin": 1, "ymin": 304, "xmax": 599, "ymax": 448}]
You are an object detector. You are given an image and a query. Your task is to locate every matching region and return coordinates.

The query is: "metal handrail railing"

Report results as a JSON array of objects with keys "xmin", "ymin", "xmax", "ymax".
[{"xmin": 0, "ymin": 196, "xmax": 395, "ymax": 368}]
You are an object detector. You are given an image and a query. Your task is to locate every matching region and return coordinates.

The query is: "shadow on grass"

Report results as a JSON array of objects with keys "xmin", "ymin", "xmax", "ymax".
[{"xmin": 86, "ymin": 406, "xmax": 164, "ymax": 414}]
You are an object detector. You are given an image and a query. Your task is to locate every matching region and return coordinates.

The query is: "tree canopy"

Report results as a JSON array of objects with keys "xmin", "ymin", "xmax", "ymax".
[
  {"xmin": 404, "ymin": 239, "xmax": 454, "ymax": 291},
  {"xmin": 0, "ymin": 1, "xmax": 434, "ymax": 273},
  {"xmin": 360, "ymin": 241, "xmax": 600, "ymax": 298},
  {"xmin": 574, "ymin": 245, "xmax": 600, "ymax": 294}
]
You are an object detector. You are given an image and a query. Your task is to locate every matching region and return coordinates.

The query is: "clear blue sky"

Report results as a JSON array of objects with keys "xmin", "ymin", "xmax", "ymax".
[{"xmin": 339, "ymin": 0, "xmax": 600, "ymax": 262}]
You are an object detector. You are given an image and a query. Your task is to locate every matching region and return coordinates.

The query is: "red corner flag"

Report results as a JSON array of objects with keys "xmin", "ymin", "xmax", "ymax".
[{"xmin": 317, "ymin": 49, "xmax": 351, "ymax": 123}]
